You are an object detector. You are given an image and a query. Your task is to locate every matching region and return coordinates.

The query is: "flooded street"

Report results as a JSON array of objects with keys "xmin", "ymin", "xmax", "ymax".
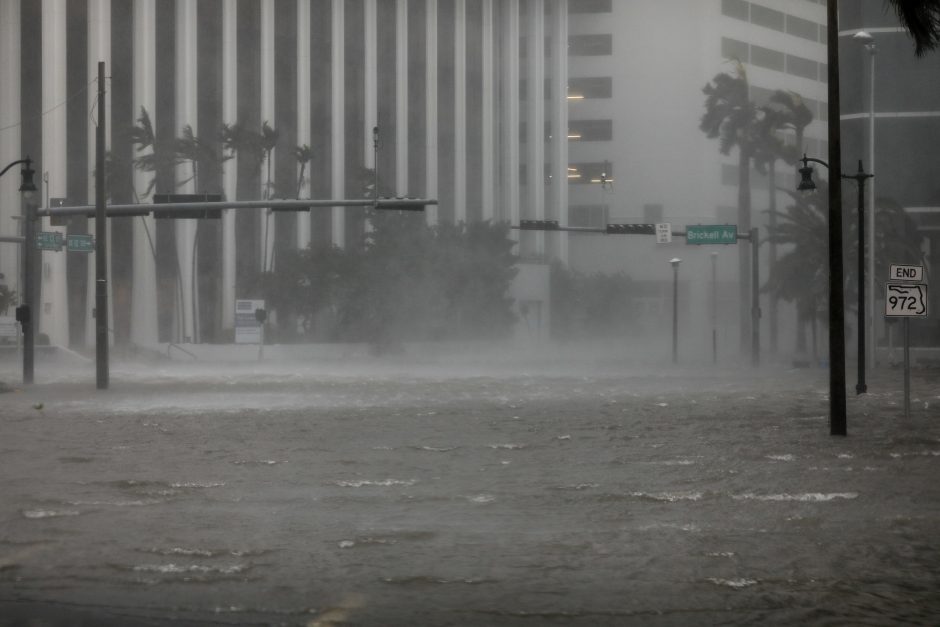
[{"xmin": 1, "ymin": 354, "xmax": 939, "ymax": 625}]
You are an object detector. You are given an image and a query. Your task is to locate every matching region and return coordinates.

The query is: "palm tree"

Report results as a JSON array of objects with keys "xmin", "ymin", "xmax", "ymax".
[
  {"xmin": 700, "ymin": 61, "xmax": 760, "ymax": 351},
  {"xmin": 175, "ymin": 125, "xmax": 221, "ymax": 191},
  {"xmin": 764, "ymin": 182, "xmax": 834, "ymax": 359},
  {"xmin": 294, "ymin": 144, "xmax": 313, "ymax": 199},
  {"xmin": 130, "ymin": 107, "xmax": 178, "ymax": 200},
  {"xmin": 889, "ymin": 1, "xmax": 940, "ymax": 56},
  {"xmin": 752, "ymin": 90, "xmax": 814, "ymax": 353}
]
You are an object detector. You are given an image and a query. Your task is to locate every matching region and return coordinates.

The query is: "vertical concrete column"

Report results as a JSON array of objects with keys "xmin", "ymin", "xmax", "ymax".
[
  {"xmin": 480, "ymin": 0, "xmax": 495, "ymax": 222},
  {"xmin": 501, "ymin": 0, "xmax": 521, "ymax": 236},
  {"xmin": 550, "ymin": 0, "xmax": 568, "ymax": 264},
  {"xmin": 527, "ymin": 0, "xmax": 546, "ymax": 256},
  {"xmin": 424, "ymin": 0, "xmax": 438, "ymax": 226},
  {"xmin": 86, "ymin": 0, "xmax": 114, "ymax": 349},
  {"xmin": 221, "ymin": 0, "xmax": 237, "ymax": 330},
  {"xmin": 331, "ymin": 0, "xmax": 345, "ymax": 247},
  {"xmin": 175, "ymin": 0, "xmax": 198, "ymax": 342},
  {"xmin": 364, "ymin": 0, "xmax": 377, "ymax": 172},
  {"xmin": 296, "ymin": 0, "xmax": 312, "ymax": 249},
  {"xmin": 130, "ymin": 0, "xmax": 158, "ymax": 347},
  {"xmin": 453, "ymin": 0, "xmax": 467, "ymax": 223},
  {"xmin": 0, "ymin": 0, "xmax": 21, "ymax": 296},
  {"xmin": 395, "ymin": 0, "xmax": 408, "ymax": 196},
  {"xmin": 260, "ymin": 0, "xmax": 276, "ymax": 271},
  {"xmin": 40, "ymin": 0, "xmax": 70, "ymax": 347}
]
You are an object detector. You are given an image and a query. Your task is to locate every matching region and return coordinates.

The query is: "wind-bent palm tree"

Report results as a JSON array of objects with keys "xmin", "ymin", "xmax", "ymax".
[
  {"xmin": 764, "ymin": 182, "xmax": 833, "ymax": 359},
  {"xmin": 130, "ymin": 107, "xmax": 179, "ymax": 200},
  {"xmin": 752, "ymin": 90, "xmax": 814, "ymax": 353},
  {"xmin": 889, "ymin": 1, "xmax": 940, "ymax": 56},
  {"xmin": 700, "ymin": 61, "xmax": 760, "ymax": 350}
]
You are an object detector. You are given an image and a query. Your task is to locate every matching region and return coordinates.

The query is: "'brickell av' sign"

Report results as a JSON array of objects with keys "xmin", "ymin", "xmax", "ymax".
[{"xmin": 685, "ymin": 225, "xmax": 738, "ymax": 245}]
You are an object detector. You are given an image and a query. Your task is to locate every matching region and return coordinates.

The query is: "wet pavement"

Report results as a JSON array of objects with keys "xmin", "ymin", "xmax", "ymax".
[{"xmin": 0, "ymin": 351, "xmax": 938, "ymax": 625}]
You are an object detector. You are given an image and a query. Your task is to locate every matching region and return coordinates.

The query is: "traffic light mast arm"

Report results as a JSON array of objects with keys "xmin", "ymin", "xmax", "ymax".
[{"xmin": 35, "ymin": 197, "xmax": 439, "ymax": 218}]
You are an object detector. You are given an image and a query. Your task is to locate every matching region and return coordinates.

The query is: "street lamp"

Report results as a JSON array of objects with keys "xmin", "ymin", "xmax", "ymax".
[
  {"xmin": 670, "ymin": 257, "xmax": 681, "ymax": 364},
  {"xmin": 853, "ymin": 30, "xmax": 877, "ymax": 373},
  {"xmin": 799, "ymin": 154, "xmax": 873, "ymax": 397},
  {"xmin": 711, "ymin": 251, "xmax": 718, "ymax": 364},
  {"xmin": 0, "ymin": 156, "xmax": 38, "ymax": 384}
]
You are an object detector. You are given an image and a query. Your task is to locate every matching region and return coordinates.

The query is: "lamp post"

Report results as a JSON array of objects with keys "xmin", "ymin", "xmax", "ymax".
[
  {"xmin": 670, "ymin": 257, "xmax": 681, "ymax": 364},
  {"xmin": 853, "ymin": 31, "xmax": 877, "ymax": 373},
  {"xmin": 0, "ymin": 157, "xmax": 38, "ymax": 384},
  {"xmin": 799, "ymin": 154, "xmax": 872, "ymax": 399},
  {"xmin": 711, "ymin": 251, "xmax": 718, "ymax": 364}
]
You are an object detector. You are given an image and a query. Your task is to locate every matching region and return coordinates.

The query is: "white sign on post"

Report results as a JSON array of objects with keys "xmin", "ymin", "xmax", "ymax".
[
  {"xmin": 235, "ymin": 299, "xmax": 265, "ymax": 344},
  {"xmin": 889, "ymin": 264, "xmax": 925, "ymax": 282},
  {"xmin": 655, "ymin": 223, "xmax": 672, "ymax": 244},
  {"xmin": 885, "ymin": 283, "xmax": 928, "ymax": 317}
]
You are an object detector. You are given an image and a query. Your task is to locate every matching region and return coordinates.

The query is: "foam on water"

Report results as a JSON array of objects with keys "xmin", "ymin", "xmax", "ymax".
[
  {"xmin": 22, "ymin": 509, "xmax": 80, "ymax": 519},
  {"xmin": 732, "ymin": 492, "xmax": 858, "ymax": 502},
  {"xmin": 332, "ymin": 479, "xmax": 416, "ymax": 488}
]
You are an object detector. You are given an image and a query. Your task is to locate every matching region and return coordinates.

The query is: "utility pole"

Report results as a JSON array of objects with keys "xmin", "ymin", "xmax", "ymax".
[{"xmin": 95, "ymin": 62, "xmax": 108, "ymax": 390}]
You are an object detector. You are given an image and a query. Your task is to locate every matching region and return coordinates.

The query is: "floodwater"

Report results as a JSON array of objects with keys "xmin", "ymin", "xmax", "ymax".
[{"xmin": 0, "ymin": 354, "xmax": 938, "ymax": 626}]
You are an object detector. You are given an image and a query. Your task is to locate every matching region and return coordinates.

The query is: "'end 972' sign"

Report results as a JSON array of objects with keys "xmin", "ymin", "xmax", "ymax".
[{"xmin": 885, "ymin": 283, "xmax": 928, "ymax": 317}]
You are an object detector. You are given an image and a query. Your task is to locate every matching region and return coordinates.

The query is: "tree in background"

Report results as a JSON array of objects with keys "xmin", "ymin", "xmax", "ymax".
[
  {"xmin": 752, "ymin": 89, "xmax": 814, "ymax": 353},
  {"xmin": 700, "ymin": 62, "xmax": 760, "ymax": 353},
  {"xmin": 249, "ymin": 215, "xmax": 518, "ymax": 351}
]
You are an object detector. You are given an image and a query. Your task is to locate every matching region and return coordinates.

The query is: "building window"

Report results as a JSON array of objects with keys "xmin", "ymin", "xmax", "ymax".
[
  {"xmin": 786, "ymin": 54, "xmax": 819, "ymax": 80},
  {"xmin": 568, "ymin": 0, "xmax": 612, "ymax": 14},
  {"xmin": 721, "ymin": 37, "xmax": 750, "ymax": 62},
  {"xmin": 568, "ymin": 77, "xmax": 612, "ymax": 99},
  {"xmin": 750, "ymin": 44, "xmax": 784, "ymax": 72},
  {"xmin": 568, "ymin": 34, "xmax": 612, "ymax": 56},
  {"xmin": 569, "ymin": 205, "xmax": 609, "ymax": 228},
  {"xmin": 568, "ymin": 161, "xmax": 612, "ymax": 184},
  {"xmin": 568, "ymin": 119, "xmax": 612, "ymax": 141},
  {"xmin": 786, "ymin": 14, "xmax": 819, "ymax": 41},
  {"xmin": 721, "ymin": 0, "xmax": 749, "ymax": 21},
  {"xmin": 750, "ymin": 3, "xmax": 785, "ymax": 31}
]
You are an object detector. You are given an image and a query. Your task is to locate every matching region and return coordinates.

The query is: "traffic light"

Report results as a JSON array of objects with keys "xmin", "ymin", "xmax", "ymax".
[
  {"xmin": 519, "ymin": 220, "xmax": 560, "ymax": 231},
  {"xmin": 606, "ymin": 223, "xmax": 656, "ymax": 235}
]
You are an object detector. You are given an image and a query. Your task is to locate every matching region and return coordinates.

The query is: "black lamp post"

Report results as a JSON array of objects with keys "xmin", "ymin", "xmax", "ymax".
[
  {"xmin": 670, "ymin": 257, "xmax": 681, "ymax": 364},
  {"xmin": 1, "ymin": 157, "xmax": 38, "ymax": 384},
  {"xmin": 799, "ymin": 154, "xmax": 873, "ymax": 403}
]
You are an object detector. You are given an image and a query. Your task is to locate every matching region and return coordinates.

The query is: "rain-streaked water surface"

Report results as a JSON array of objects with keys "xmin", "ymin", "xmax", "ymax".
[{"xmin": 1, "ymin": 358, "xmax": 938, "ymax": 625}]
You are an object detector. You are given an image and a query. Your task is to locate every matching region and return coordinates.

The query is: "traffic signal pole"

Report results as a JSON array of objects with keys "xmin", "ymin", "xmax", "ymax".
[
  {"xmin": 37, "ymin": 196, "xmax": 438, "ymax": 390},
  {"xmin": 514, "ymin": 221, "xmax": 761, "ymax": 368}
]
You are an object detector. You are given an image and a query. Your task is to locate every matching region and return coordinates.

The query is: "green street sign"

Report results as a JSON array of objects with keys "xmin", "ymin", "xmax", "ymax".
[
  {"xmin": 67, "ymin": 234, "xmax": 95, "ymax": 253},
  {"xmin": 36, "ymin": 231, "xmax": 64, "ymax": 251},
  {"xmin": 686, "ymin": 225, "xmax": 737, "ymax": 245}
]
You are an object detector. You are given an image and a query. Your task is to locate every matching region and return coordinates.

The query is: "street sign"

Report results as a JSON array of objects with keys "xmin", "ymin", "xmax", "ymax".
[
  {"xmin": 885, "ymin": 283, "xmax": 928, "ymax": 317},
  {"xmin": 235, "ymin": 299, "xmax": 265, "ymax": 344},
  {"xmin": 686, "ymin": 225, "xmax": 737, "ymax": 245},
  {"xmin": 889, "ymin": 264, "xmax": 925, "ymax": 282},
  {"xmin": 36, "ymin": 231, "xmax": 64, "ymax": 251},
  {"xmin": 66, "ymin": 234, "xmax": 95, "ymax": 253},
  {"xmin": 655, "ymin": 223, "xmax": 672, "ymax": 243}
]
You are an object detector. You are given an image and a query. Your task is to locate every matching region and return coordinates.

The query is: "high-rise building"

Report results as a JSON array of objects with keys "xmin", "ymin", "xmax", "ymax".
[
  {"xmin": 0, "ymin": 0, "xmax": 571, "ymax": 348},
  {"xmin": 565, "ymin": 0, "xmax": 828, "ymax": 356}
]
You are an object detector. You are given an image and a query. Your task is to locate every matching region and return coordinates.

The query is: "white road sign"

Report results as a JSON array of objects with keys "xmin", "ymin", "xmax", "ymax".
[
  {"xmin": 889, "ymin": 264, "xmax": 924, "ymax": 282},
  {"xmin": 235, "ymin": 299, "xmax": 265, "ymax": 344},
  {"xmin": 885, "ymin": 283, "xmax": 928, "ymax": 317},
  {"xmin": 655, "ymin": 223, "xmax": 672, "ymax": 243}
]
